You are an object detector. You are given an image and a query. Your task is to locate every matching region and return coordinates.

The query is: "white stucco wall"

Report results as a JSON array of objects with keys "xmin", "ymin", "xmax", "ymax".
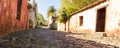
[
  {"xmin": 29, "ymin": 8, "xmax": 37, "ymax": 28},
  {"xmin": 69, "ymin": 1, "xmax": 109, "ymax": 33},
  {"xmin": 48, "ymin": 16, "xmax": 57, "ymax": 29},
  {"xmin": 105, "ymin": 0, "xmax": 120, "ymax": 36},
  {"xmin": 58, "ymin": 22, "xmax": 65, "ymax": 31},
  {"xmin": 58, "ymin": 0, "xmax": 120, "ymax": 36}
]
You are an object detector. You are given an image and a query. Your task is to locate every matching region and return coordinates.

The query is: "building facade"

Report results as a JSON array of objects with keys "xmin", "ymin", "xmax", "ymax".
[
  {"xmin": 58, "ymin": 0, "xmax": 120, "ymax": 36},
  {"xmin": 28, "ymin": 0, "xmax": 37, "ymax": 28},
  {"xmin": 48, "ymin": 16, "xmax": 57, "ymax": 30},
  {"xmin": 0, "ymin": 0, "xmax": 29, "ymax": 35}
]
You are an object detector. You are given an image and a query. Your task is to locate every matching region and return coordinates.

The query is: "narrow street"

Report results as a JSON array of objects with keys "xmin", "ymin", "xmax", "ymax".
[
  {"xmin": 0, "ymin": 0, "xmax": 120, "ymax": 48},
  {"xmin": 0, "ymin": 28, "xmax": 118, "ymax": 48}
]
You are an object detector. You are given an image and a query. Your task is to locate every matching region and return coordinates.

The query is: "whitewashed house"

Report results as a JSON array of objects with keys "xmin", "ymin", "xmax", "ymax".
[
  {"xmin": 58, "ymin": 0, "xmax": 120, "ymax": 36},
  {"xmin": 28, "ymin": 0, "xmax": 38, "ymax": 28},
  {"xmin": 48, "ymin": 16, "xmax": 57, "ymax": 29}
]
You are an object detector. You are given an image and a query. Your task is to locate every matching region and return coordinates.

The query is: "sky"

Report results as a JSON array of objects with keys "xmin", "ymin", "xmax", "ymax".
[{"xmin": 30, "ymin": 0, "xmax": 61, "ymax": 20}]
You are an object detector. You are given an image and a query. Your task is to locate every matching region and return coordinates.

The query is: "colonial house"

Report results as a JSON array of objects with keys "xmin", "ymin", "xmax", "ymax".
[
  {"xmin": 58, "ymin": 0, "xmax": 120, "ymax": 36},
  {"xmin": 28, "ymin": 0, "xmax": 38, "ymax": 28},
  {"xmin": 48, "ymin": 16, "xmax": 57, "ymax": 30},
  {"xmin": 0, "ymin": 0, "xmax": 29, "ymax": 35}
]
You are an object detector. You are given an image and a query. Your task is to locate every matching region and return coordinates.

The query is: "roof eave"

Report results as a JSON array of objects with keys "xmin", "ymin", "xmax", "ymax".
[{"xmin": 71, "ymin": 0, "xmax": 107, "ymax": 16}]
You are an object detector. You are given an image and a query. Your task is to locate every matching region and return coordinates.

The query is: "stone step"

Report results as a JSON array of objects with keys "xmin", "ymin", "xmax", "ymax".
[{"xmin": 89, "ymin": 32, "xmax": 107, "ymax": 37}]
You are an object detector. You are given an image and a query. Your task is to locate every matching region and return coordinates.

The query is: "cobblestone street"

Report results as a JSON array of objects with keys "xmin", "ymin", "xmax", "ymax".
[
  {"xmin": 0, "ymin": 28, "xmax": 119, "ymax": 48},
  {"xmin": 1, "ymin": 0, "xmax": 120, "ymax": 48}
]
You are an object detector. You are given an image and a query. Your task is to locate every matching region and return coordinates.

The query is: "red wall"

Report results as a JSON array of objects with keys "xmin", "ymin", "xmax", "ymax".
[{"xmin": 0, "ymin": 0, "xmax": 29, "ymax": 35}]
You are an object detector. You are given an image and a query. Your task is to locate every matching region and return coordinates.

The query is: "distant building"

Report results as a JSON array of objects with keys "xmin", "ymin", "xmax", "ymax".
[
  {"xmin": 28, "ymin": 0, "xmax": 38, "ymax": 28},
  {"xmin": 58, "ymin": 0, "xmax": 120, "ymax": 37},
  {"xmin": 48, "ymin": 16, "xmax": 57, "ymax": 30},
  {"xmin": 0, "ymin": 0, "xmax": 29, "ymax": 35}
]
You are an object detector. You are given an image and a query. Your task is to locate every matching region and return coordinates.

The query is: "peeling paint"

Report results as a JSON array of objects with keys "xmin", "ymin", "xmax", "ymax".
[{"xmin": 0, "ymin": 0, "xmax": 29, "ymax": 36}]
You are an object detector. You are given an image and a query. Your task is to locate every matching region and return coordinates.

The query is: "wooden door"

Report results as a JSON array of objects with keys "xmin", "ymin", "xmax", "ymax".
[{"xmin": 96, "ymin": 7, "xmax": 106, "ymax": 32}]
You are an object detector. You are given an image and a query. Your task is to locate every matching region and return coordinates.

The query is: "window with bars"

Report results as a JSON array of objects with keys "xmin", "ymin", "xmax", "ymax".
[{"xmin": 16, "ymin": 0, "xmax": 22, "ymax": 20}]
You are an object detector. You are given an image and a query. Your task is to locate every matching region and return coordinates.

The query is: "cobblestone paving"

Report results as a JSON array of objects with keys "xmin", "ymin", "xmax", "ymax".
[
  {"xmin": 38, "ymin": 28, "xmax": 119, "ymax": 48},
  {"xmin": 67, "ymin": 33, "xmax": 120, "ymax": 47},
  {"xmin": 0, "ymin": 28, "xmax": 119, "ymax": 48}
]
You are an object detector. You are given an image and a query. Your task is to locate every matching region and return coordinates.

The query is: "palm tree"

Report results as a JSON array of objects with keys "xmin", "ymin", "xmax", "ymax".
[{"xmin": 47, "ymin": 6, "xmax": 56, "ymax": 17}]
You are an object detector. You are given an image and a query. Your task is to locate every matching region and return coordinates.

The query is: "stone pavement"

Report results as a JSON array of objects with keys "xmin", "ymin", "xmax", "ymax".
[
  {"xmin": 0, "ymin": 28, "xmax": 119, "ymax": 48},
  {"xmin": 67, "ymin": 32, "xmax": 120, "ymax": 47}
]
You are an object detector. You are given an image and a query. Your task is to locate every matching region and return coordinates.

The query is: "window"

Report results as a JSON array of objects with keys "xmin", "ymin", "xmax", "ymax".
[
  {"xmin": 16, "ymin": 0, "xmax": 22, "ymax": 20},
  {"xmin": 79, "ymin": 16, "xmax": 83, "ymax": 26}
]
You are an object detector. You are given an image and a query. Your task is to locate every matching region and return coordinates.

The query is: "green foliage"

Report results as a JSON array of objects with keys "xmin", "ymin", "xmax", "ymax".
[
  {"xmin": 57, "ymin": 15, "xmax": 64, "ymax": 23},
  {"xmin": 47, "ymin": 6, "xmax": 56, "ymax": 17},
  {"xmin": 57, "ymin": 0, "xmax": 98, "ymax": 22},
  {"xmin": 36, "ymin": 13, "xmax": 45, "ymax": 26},
  {"xmin": 60, "ymin": 0, "xmax": 98, "ymax": 16},
  {"xmin": 36, "ymin": 13, "xmax": 44, "ymax": 21}
]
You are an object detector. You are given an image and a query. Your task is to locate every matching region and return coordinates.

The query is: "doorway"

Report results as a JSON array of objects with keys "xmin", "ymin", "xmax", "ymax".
[{"xmin": 96, "ymin": 7, "xmax": 106, "ymax": 32}]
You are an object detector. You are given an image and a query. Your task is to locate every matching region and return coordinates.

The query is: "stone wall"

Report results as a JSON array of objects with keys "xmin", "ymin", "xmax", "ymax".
[{"xmin": 0, "ymin": 0, "xmax": 29, "ymax": 36}]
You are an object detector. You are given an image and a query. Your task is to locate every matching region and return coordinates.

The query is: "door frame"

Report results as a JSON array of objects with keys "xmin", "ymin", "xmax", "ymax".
[{"xmin": 95, "ymin": 7, "xmax": 107, "ymax": 32}]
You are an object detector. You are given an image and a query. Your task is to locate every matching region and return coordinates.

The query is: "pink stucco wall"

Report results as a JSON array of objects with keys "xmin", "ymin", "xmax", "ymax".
[{"xmin": 0, "ymin": 0, "xmax": 29, "ymax": 36}]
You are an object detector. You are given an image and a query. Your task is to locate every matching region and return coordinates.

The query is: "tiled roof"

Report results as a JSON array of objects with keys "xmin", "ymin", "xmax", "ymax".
[{"xmin": 71, "ymin": 0, "xmax": 107, "ymax": 16}]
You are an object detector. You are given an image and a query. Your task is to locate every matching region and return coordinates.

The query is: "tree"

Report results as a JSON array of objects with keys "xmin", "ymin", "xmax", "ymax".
[
  {"xmin": 36, "ymin": 13, "xmax": 45, "ymax": 26},
  {"xmin": 47, "ymin": 6, "xmax": 56, "ymax": 17},
  {"xmin": 57, "ymin": 0, "xmax": 98, "ymax": 22},
  {"xmin": 60, "ymin": 0, "xmax": 98, "ymax": 16},
  {"xmin": 37, "ymin": 13, "xmax": 44, "ymax": 21}
]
